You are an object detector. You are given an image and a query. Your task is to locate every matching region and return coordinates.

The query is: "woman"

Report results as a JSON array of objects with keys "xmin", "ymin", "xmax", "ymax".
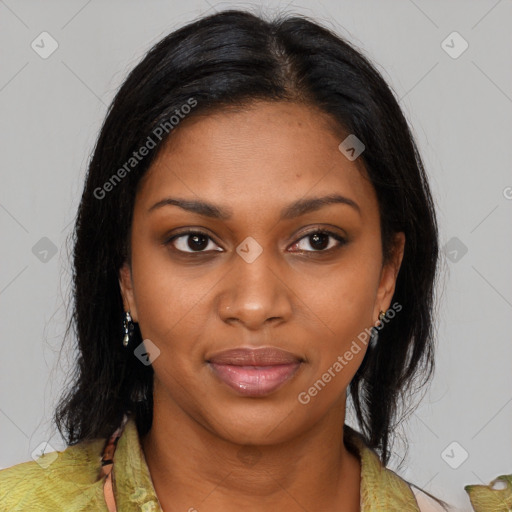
[{"xmin": 0, "ymin": 8, "xmax": 503, "ymax": 512}]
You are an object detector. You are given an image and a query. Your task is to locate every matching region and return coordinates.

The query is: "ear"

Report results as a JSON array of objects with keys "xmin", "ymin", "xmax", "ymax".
[
  {"xmin": 373, "ymin": 232, "xmax": 405, "ymax": 322},
  {"xmin": 119, "ymin": 262, "xmax": 139, "ymax": 322}
]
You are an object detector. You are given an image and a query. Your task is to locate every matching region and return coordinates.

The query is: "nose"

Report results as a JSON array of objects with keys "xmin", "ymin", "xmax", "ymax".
[{"xmin": 217, "ymin": 246, "xmax": 293, "ymax": 330}]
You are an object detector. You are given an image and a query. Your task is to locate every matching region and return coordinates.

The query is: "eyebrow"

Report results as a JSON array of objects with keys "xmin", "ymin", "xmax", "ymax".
[{"xmin": 147, "ymin": 193, "xmax": 361, "ymax": 220}]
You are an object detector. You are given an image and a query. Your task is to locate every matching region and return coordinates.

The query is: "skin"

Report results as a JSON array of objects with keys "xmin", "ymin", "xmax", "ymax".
[{"xmin": 119, "ymin": 101, "xmax": 405, "ymax": 512}]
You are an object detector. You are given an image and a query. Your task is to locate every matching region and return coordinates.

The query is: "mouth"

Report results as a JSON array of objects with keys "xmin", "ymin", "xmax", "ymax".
[
  {"xmin": 206, "ymin": 346, "xmax": 304, "ymax": 397},
  {"xmin": 207, "ymin": 362, "xmax": 302, "ymax": 397}
]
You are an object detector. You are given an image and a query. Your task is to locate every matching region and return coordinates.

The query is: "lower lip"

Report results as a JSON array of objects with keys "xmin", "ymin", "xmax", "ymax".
[{"xmin": 208, "ymin": 362, "xmax": 301, "ymax": 397}]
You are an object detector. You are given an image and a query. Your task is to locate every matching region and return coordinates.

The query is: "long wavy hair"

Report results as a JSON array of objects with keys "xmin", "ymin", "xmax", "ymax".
[{"xmin": 55, "ymin": 7, "xmax": 443, "ymax": 502}]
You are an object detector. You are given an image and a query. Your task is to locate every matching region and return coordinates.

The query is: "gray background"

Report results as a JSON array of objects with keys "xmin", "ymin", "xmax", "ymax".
[{"xmin": 1, "ymin": 1, "xmax": 511, "ymax": 510}]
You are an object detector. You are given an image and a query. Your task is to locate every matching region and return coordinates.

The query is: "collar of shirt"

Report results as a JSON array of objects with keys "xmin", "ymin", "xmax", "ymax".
[{"xmin": 110, "ymin": 414, "xmax": 421, "ymax": 511}]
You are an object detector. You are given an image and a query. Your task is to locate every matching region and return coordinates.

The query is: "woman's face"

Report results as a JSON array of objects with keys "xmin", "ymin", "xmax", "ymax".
[{"xmin": 119, "ymin": 101, "xmax": 405, "ymax": 444}]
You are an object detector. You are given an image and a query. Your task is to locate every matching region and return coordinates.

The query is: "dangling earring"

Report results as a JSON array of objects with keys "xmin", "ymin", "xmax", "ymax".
[
  {"xmin": 122, "ymin": 311, "xmax": 135, "ymax": 347},
  {"xmin": 369, "ymin": 327, "xmax": 378, "ymax": 348},
  {"xmin": 370, "ymin": 310, "xmax": 387, "ymax": 348}
]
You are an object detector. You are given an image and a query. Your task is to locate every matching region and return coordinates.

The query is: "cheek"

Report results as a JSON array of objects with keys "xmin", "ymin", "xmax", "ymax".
[
  {"xmin": 302, "ymin": 259, "xmax": 379, "ymax": 332},
  {"xmin": 129, "ymin": 234, "xmax": 210, "ymax": 327},
  {"xmin": 297, "ymin": 258, "xmax": 378, "ymax": 385}
]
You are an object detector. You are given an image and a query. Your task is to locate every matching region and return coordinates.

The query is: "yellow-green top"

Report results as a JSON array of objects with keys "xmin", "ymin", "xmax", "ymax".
[{"xmin": 0, "ymin": 415, "xmax": 508, "ymax": 511}]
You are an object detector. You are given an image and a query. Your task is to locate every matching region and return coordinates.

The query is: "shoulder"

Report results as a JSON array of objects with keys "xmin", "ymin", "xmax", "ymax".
[
  {"xmin": 344, "ymin": 425, "xmax": 451, "ymax": 511},
  {"xmin": 0, "ymin": 437, "xmax": 109, "ymax": 512},
  {"xmin": 344, "ymin": 427, "xmax": 425, "ymax": 509}
]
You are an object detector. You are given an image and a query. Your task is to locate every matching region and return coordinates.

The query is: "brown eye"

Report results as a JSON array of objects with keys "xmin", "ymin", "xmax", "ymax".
[
  {"xmin": 166, "ymin": 231, "xmax": 222, "ymax": 253},
  {"xmin": 289, "ymin": 230, "xmax": 346, "ymax": 253}
]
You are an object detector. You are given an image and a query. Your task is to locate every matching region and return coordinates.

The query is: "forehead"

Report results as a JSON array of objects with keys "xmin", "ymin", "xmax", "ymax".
[{"xmin": 136, "ymin": 101, "xmax": 377, "ymax": 220}]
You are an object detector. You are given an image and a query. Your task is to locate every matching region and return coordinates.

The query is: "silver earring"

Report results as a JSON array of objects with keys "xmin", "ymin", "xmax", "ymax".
[
  {"xmin": 369, "ymin": 327, "xmax": 379, "ymax": 348},
  {"xmin": 123, "ymin": 311, "xmax": 134, "ymax": 347},
  {"xmin": 370, "ymin": 310, "xmax": 387, "ymax": 348}
]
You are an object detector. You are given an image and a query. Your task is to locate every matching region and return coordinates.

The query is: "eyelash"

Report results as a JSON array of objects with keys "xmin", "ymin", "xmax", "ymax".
[{"xmin": 164, "ymin": 229, "xmax": 347, "ymax": 255}]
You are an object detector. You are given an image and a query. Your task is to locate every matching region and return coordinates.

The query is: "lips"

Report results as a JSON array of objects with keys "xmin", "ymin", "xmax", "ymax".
[
  {"xmin": 207, "ymin": 347, "xmax": 302, "ymax": 366},
  {"xmin": 206, "ymin": 347, "xmax": 303, "ymax": 397}
]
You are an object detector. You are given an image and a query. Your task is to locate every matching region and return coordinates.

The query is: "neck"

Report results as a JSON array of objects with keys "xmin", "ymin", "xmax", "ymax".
[{"xmin": 141, "ymin": 380, "xmax": 361, "ymax": 512}]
